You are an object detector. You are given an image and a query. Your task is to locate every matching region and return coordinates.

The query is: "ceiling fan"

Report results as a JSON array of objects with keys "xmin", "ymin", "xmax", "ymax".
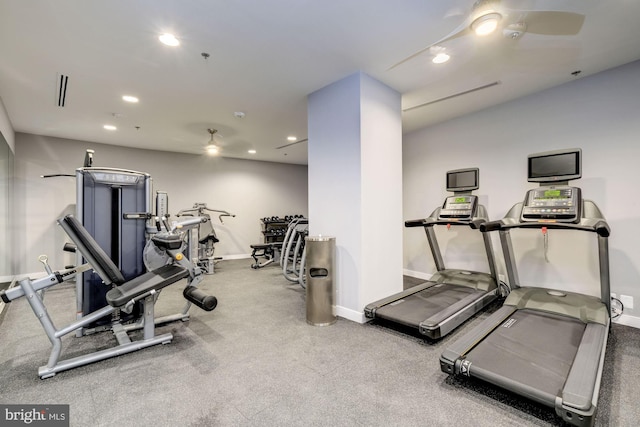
[{"xmin": 388, "ymin": 0, "xmax": 585, "ymax": 70}]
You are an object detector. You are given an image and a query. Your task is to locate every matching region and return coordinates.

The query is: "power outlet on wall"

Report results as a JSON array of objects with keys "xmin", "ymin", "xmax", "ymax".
[{"xmin": 620, "ymin": 295, "xmax": 634, "ymax": 310}]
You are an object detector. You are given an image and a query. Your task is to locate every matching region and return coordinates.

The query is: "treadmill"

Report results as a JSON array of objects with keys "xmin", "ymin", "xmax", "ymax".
[
  {"xmin": 365, "ymin": 168, "xmax": 501, "ymax": 339},
  {"xmin": 440, "ymin": 149, "xmax": 610, "ymax": 427}
]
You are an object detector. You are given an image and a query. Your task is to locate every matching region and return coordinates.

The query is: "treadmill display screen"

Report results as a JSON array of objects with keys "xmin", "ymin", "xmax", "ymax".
[
  {"xmin": 439, "ymin": 195, "xmax": 477, "ymax": 220},
  {"xmin": 446, "ymin": 168, "xmax": 479, "ymax": 192},
  {"xmin": 528, "ymin": 149, "xmax": 581, "ymax": 183},
  {"xmin": 521, "ymin": 186, "xmax": 580, "ymax": 223}
]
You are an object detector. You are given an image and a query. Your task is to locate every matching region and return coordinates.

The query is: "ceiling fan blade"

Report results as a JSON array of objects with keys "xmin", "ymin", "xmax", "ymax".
[
  {"xmin": 512, "ymin": 10, "xmax": 585, "ymax": 36},
  {"xmin": 387, "ymin": 18, "xmax": 472, "ymax": 71}
]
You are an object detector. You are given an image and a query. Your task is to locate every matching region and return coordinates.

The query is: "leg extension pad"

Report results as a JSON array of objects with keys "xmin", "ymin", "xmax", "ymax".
[{"xmin": 183, "ymin": 286, "xmax": 218, "ymax": 312}]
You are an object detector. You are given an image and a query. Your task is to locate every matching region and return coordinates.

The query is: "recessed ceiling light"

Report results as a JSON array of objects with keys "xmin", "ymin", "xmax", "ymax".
[
  {"xmin": 432, "ymin": 53, "xmax": 450, "ymax": 64},
  {"xmin": 122, "ymin": 95, "xmax": 139, "ymax": 103},
  {"xmin": 287, "ymin": 136, "xmax": 297, "ymax": 141},
  {"xmin": 103, "ymin": 125, "xmax": 117, "ymax": 131},
  {"xmin": 159, "ymin": 33, "xmax": 180, "ymax": 47},
  {"xmin": 248, "ymin": 149, "xmax": 256, "ymax": 154}
]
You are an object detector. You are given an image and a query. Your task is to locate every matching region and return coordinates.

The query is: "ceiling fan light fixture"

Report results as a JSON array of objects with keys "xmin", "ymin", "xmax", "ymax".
[
  {"xmin": 471, "ymin": 12, "xmax": 502, "ymax": 36},
  {"xmin": 206, "ymin": 128, "xmax": 220, "ymax": 155}
]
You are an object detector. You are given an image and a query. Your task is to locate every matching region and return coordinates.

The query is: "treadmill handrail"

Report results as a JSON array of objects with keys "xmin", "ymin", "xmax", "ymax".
[
  {"xmin": 480, "ymin": 218, "xmax": 610, "ymax": 237},
  {"xmin": 405, "ymin": 218, "xmax": 486, "ymax": 229}
]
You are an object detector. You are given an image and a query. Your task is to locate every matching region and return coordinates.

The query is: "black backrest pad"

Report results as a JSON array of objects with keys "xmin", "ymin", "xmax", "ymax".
[
  {"xmin": 59, "ymin": 214, "xmax": 126, "ymax": 285},
  {"xmin": 106, "ymin": 264, "xmax": 189, "ymax": 307}
]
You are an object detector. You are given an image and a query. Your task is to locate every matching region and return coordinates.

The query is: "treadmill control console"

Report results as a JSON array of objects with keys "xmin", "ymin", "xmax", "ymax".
[
  {"xmin": 521, "ymin": 186, "xmax": 581, "ymax": 223},
  {"xmin": 439, "ymin": 195, "xmax": 477, "ymax": 221}
]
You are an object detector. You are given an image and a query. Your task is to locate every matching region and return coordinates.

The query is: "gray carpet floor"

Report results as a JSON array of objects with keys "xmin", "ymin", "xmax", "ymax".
[{"xmin": 1, "ymin": 259, "xmax": 639, "ymax": 426}]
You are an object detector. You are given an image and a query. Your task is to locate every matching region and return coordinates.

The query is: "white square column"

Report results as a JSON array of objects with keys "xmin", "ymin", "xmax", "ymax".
[{"xmin": 308, "ymin": 72, "xmax": 403, "ymax": 323}]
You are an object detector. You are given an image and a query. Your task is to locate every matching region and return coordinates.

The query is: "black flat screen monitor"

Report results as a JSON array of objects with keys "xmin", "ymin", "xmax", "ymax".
[
  {"xmin": 527, "ymin": 148, "xmax": 582, "ymax": 183},
  {"xmin": 446, "ymin": 168, "xmax": 479, "ymax": 192}
]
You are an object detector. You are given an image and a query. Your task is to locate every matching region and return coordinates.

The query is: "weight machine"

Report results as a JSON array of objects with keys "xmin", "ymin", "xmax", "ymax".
[
  {"xmin": 0, "ymin": 214, "xmax": 217, "ymax": 379},
  {"xmin": 176, "ymin": 203, "xmax": 235, "ymax": 274}
]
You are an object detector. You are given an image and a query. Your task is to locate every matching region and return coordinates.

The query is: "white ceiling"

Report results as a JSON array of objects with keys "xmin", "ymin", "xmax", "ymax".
[{"xmin": 1, "ymin": 0, "xmax": 640, "ymax": 165}]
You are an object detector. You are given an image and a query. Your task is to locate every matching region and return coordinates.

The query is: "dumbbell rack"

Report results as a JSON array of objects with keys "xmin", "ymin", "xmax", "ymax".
[{"xmin": 261, "ymin": 215, "xmax": 303, "ymax": 244}]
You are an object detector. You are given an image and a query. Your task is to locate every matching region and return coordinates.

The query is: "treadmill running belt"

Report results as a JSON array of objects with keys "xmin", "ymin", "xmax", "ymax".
[
  {"xmin": 374, "ymin": 284, "xmax": 477, "ymax": 328},
  {"xmin": 465, "ymin": 309, "xmax": 586, "ymax": 404}
]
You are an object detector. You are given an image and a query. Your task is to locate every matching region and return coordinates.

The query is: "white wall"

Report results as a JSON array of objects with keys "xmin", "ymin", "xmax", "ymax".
[
  {"xmin": 308, "ymin": 73, "xmax": 363, "ymax": 318},
  {"xmin": 359, "ymin": 74, "xmax": 404, "ymax": 310},
  {"xmin": 0, "ymin": 97, "xmax": 15, "ymax": 153},
  {"xmin": 0, "ymin": 97, "xmax": 14, "ymax": 280},
  {"xmin": 14, "ymin": 133, "xmax": 308, "ymax": 275},
  {"xmin": 308, "ymin": 72, "xmax": 403, "ymax": 322},
  {"xmin": 403, "ymin": 60, "xmax": 640, "ymax": 324}
]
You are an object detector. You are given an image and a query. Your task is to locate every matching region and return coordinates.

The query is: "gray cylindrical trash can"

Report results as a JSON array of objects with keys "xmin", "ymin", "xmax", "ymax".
[{"xmin": 305, "ymin": 236, "xmax": 336, "ymax": 326}]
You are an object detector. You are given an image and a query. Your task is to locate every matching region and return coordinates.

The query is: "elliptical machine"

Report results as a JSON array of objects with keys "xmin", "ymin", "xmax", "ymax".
[{"xmin": 280, "ymin": 217, "xmax": 308, "ymax": 288}]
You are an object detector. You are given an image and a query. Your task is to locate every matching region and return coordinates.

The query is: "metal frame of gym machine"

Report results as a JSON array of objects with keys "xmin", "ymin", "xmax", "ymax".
[
  {"xmin": 365, "ymin": 168, "xmax": 501, "ymax": 339},
  {"xmin": 74, "ymin": 167, "xmax": 199, "ymax": 337},
  {"xmin": 440, "ymin": 148, "xmax": 610, "ymax": 427},
  {"xmin": 0, "ymin": 213, "xmax": 216, "ymax": 378},
  {"xmin": 75, "ymin": 166, "xmax": 151, "ymax": 335},
  {"xmin": 281, "ymin": 217, "xmax": 308, "ymax": 288},
  {"xmin": 176, "ymin": 202, "xmax": 235, "ymax": 274}
]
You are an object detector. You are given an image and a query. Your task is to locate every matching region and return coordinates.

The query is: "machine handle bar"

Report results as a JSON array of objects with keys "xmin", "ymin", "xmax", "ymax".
[
  {"xmin": 480, "ymin": 219, "xmax": 610, "ymax": 237},
  {"xmin": 176, "ymin": 206, "xmax": 235, "ymax": 224},
  {"xmin": 170, "ymin": 216, "xmax": 206, "ymax": 232},
  {"xmin": 404, "ymin": 218, "xmax": 482, "ymax": 229}
]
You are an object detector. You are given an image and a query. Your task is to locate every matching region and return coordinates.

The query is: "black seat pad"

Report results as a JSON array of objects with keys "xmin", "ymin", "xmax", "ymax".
[
  {"xmin": 106, "ymin": 264, "xmax": 189, "ymax": 307},
  {"xmin": 251, "ymin": 243, "xmax": 273, "ymax": 250}
]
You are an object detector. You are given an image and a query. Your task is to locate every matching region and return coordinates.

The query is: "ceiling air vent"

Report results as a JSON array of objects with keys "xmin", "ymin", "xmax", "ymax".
[
  {"xmin": 56, "ymin": 74, "xmax": 69, "ymax": 107},
  {"xmin": 403, "ymin": 81, "xmax": 500, "ymax": 112},
  {"xmin": 276, "ymin": 139, "xmax": 308, "ymax": 149}
]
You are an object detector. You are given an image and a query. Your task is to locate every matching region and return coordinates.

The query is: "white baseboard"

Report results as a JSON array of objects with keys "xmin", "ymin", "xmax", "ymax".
[
  {"xmin": 336, "ymin": 305, "xmax": 367, "ymax": 324},
  {"xmin": 613, "ymin": 313, "xmax": 640, "ymax": 329},
  {"xmin": 220, "ymin": 254, "xmax": 252, "ymax": 260},
  {"xmin": 403, "ymin": 269, "xmax": 432, "ymax": 281}
]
